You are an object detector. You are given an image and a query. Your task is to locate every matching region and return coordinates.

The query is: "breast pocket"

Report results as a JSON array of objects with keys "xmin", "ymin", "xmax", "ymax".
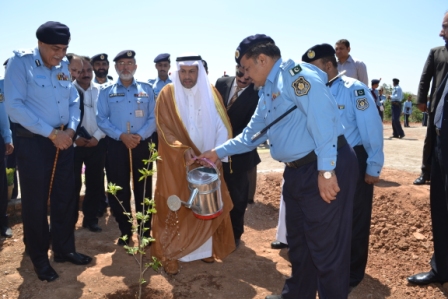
[
  {"xmin": 136, "ymin": 97, "xmax": 151, "ymax": 114},
  {"xmin": 32, "ymin": 76, "xmax": 53, "ymax": 100},
  {"xmin": 57, "ymin": 80, "xmax": 71, "ymax": 99}
]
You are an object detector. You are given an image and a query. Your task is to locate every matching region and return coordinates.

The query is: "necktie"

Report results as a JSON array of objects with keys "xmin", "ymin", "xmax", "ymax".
[{"xmin": 227, "ymin": 87, "xmax": 242, "ymax": 110}]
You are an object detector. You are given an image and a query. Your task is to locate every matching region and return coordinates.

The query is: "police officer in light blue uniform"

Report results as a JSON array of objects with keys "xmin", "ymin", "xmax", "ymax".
[
  {"xmin": 200, "ymin": 34, "xmax": 358, "ymax": 299},
  {"xmin": 0, "ymin": 71, "xmax": 13, "ymax": 238},
  {"xmin": 389, "ymin": 78, "xmax": 405, "ymax": 138},
  {"xmin": 91, "ymin": 53, "xmax": 113, "ymax": 88},
  {"xmin": 4, "ymin": 21, "xmax": 92, "ymax": 282},
  {"xmin": 97, "ymin": 50, "xmax": 156, "ymax": 245},
  {"xmin": 148, "ymin": 53, "xmax": 171, "ymax": 98},
  {"xmin": 403, "ymin": 95, "xmax": 413, "ymax": 127},
  {"xmin": 302, "ymin": 43, "xmax": 384, "ymax": 291}
]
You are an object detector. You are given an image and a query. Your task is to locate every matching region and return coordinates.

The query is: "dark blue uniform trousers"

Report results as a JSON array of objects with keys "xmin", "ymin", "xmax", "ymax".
[
  {"xmin": 15, "ymin": 133, "xmax": 77, "ymax": 268},
  {"xmin": 74, "ymin": 138, "xmax": 107, "ymax": 226},
  {"xmin": 281, "ymin": 144, "xmax": 358, "ymax": 299},
  {"xmin": 350, "ymin": 145, "xmax": 374, "ymax": 287},
  {"xmin": 391, "ymin": 103, "xmax": 404, "ymax": 137},
  {"xmin": 106, "ymin": 137, "xmax": 152, "ymax": 238},
  {"xmin": 0, "ymin": 136, "xmax": 8, "ymax": 228},
  {"xmin": 428, "ymin": 134, "xmax": 448, "ymax": 280}
]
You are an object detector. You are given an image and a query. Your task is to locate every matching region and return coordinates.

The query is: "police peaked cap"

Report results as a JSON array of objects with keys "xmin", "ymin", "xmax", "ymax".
[
  {"xmin": 36, "ymin": 21, "xmax": 71, "ymax": 45},
  {"xmin": 113, "ymin": 50, "xmax": 136, "ymax": 62},
  {"xmin": 371, "ymin": 79, "xmax": 380, "ymax": 85},
  {"xmin": 235, "ymin": 34, "xmax": 275, "ymax": 65},
  {"xmin": 154, "ymin": 53, "xmax": 170, "ymax": 63},
  {"xmin": 91, "ymin": 53, "xmax": 109, "ymax": 63},
  {"xmin": 301, "ymin": 44, "xmax": 335, "ymax": 63}
]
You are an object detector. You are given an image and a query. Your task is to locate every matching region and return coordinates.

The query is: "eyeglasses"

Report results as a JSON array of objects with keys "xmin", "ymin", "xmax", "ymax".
[
  {"xmin": 117, "ymin": 61, "xmax": 135, "ymax": 66},
  {"xmin": 236, "ymin": 69, "xmax": 244, "ymax": 78}
]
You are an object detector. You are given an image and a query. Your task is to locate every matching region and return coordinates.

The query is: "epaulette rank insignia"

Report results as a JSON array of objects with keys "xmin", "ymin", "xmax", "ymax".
[
  {"xmin": 356, "ymin": 98, "xmax": 369, "ymax": 111},
  {"xmin": 292, "ymin": 76, "xmax": 310, "ymax": 97},
  {"xmin": 355, "ymin": 89, "xmax": 365, "ymax": 96},
  {"xmin": 289, "ymin": 65, "xmax": 302, "ymax": 76}
]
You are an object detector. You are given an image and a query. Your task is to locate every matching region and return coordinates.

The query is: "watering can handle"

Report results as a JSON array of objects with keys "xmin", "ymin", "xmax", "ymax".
[{"xmin": 186, "ymin": 157, "xmax": 220, "ymax": 176}]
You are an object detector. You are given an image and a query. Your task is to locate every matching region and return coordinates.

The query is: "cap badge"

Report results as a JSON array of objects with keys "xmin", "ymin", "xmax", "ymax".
[
  {"xmin": 100, "ymin": 54, "xmax": 105, "ymax": 60},
  {"xmin": 307, "ymin": 50, "xmax": 315, "ymax": 59},
  {"xmin": 127, "ymin": 51, "xmax": 132, "ymax": 57},
  {"xmin": 235, "ymin": 50, "xmax": 240, "ymax": 59}
]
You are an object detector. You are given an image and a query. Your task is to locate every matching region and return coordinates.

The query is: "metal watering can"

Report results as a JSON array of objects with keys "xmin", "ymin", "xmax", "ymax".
[{"xmin": 167, "ymin": 158, "xmax": 223, "ymax": 220}]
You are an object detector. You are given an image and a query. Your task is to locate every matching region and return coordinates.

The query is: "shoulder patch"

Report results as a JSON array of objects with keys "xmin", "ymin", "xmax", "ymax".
[
  {"xmin": 14, "ymin": 48, "xmax": 33, "ymax": 57},
  {"xmin": 292, "ymin": 76, "xmax": 310, "ymax": 97},
  {"xmin": 355, "ymin": 89, "xmax": 365, "ymax": 97},
  {"xmin": 289, "ymin": 65, "xmax": 302, "ymax": 76},
  {"xmin": 356, "ymin": 98, "xmax": 369, "ymax": 111}
]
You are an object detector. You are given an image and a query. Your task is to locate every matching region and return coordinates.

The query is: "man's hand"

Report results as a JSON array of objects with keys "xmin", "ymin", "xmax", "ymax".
[
  {"xmin": 51, "ymin": 130, "xmax": 73, "ymax": 150},
  {"xmin": 198, "ymin": 150, "xmax": 219, "ymax": 166},
  {"xmin": 85, "ymin": 137, "xmax": 99, "ymax": 148},
  {"xmin": 120, "ymin": 133, "xmax": 141, "ymax": 149},
  {"xmin": 5, "ymin": 143, "xmax": 13, "ymax": 155},
  {"xmin": 365, "ymin": 174, "xmax": 380, "ymax": 184},
  {"xmin": 74, "ymin": 137, "xmax": 90, "ymax": 147},
  {"xmin": 417, "ymin": 103, "xmax": 427, "ymax": 112},
  {"xmin": 65, "ymin": 128, "xmax": 75, "ymax": 139},
  {"xmin": 318, "ymin": 174, "xmax": 340, "ymax": 203},
  {"xmin": 184, "ymin": 148, "xmax": 197, "ymax": 166}
]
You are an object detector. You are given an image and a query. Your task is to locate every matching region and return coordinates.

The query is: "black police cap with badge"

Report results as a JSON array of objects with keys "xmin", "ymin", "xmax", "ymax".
[
  {"xmin": 301, "ymin": 43, "xmax": 335, "ymax": 63},
  {"xmin": 113, "ymin": 50, "xmax": 136, "ymax": 62},
  {"xmin": 371, "ymin": 79, "xmax": 380, "ymax": 85},
  {"xmin": 154, "ymin": 53, "xmax": 170, "ymax": 63},
  {"xmin": 91, "ymin": 53, "xmax": 109, "ymax": 64},
  {"xmin": 235, "ymin": 34, "xmax": 275, "ymax": 65},
  {"xmin": 36, "ymin": 21, "xmax": 70, "ymax": 45}
]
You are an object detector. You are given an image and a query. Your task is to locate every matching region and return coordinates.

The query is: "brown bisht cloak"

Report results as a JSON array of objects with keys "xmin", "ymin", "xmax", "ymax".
[{"xmin": 151, "ymin": 84, "xmax": 235, "ymax": 262}]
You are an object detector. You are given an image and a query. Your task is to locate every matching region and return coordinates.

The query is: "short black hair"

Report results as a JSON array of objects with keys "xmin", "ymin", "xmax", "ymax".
[
  {"xmin": 336, "ymin": 39, "xmax": 350, "ymax": 48},
  {"xmin": 243, "ymin": 42, "xmax": 281, "ymax": 62},
  {"xmin": 321, "ymin": 56, "xmax": 337, "ymax": 68}
]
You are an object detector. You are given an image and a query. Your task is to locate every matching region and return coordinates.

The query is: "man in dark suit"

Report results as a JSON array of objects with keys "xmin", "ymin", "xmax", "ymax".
[
  {"xmin": 414, "ymin": 11, "xmax": 448, "ymax": 185},
  {"xmin": 408, "ymin": 13, "xmax": 448, "ymax": 284},
  {"xmin": 215, "ymin": 65, "xmax": 260, "ymax": 247}
]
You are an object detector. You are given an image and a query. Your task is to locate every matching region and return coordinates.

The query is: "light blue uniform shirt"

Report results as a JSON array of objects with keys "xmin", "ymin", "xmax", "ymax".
[
  {"xmin": 4, "ymin": 48, "xmax": 80, "ymax": 137},
  {"xmin": 330, "ymin": 76, "xmax": 384, "ymax": 176},
  {"xmin": 216, "ymin": 58, "xmax": 344, "ymax": 171},
  {"xmin": 390, "ymin": 85, "xmax": 403, "ymax": 102},
  {"xmin": 0, "ymin": 79, "xmax": 12, "ymax": 144},
  {"xmin": 97, "ymin": 78, "xmax": 156, "ymax": 140},
  {"xmin": 148, "ymin": 77, "xmax": 171, "ymax": 98},
  {"xmin": 402, "ymin": 101, "xmax": 413, "ymax": 114}
]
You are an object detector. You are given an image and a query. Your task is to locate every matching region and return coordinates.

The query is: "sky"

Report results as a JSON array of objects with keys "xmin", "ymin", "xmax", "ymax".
[{"xmin": 1, "ymin": 0, "xmax": 447, "ymax": 95}]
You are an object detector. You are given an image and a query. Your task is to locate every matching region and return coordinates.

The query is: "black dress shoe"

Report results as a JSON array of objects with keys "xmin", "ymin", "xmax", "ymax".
[
  {"xmin": 407, "ymin": 271, "xmax": 447, "ymax": 285},
  {"xmin": 34, "ymin": 265, "xmax": 59, "ymax": 282},
  {"xmin": 271, "ymin": 241, "xmax": 288, "ymax": 249},
  {"xmin": 413, "ymin": 175, "xmax": 429, "ymax": 185},
  {"xmin": 0, "ymin": 226, "xmax": 13, "ymax": 238},
  {"xmin": 82, "ymin": 223, "xmax": 102, "ymax": 232},
  {"xmin": 54, "ymin": 252, "xmax": 92, "ymax": 265}
]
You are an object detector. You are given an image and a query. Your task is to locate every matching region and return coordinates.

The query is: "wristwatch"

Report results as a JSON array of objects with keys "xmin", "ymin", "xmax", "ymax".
[{"xmin": 319, "ymin": 170, "xmax": 335, "ymax": 179}]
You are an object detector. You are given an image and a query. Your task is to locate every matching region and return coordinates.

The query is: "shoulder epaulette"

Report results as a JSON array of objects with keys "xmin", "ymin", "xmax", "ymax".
[{"xmin": 13, "ymin": 48, "xmax": 34, "ymax": 57}]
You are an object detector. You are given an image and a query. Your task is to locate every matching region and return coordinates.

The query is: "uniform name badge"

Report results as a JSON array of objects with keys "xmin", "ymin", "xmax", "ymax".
[{"xmin": 135, "ymin": 109, "xmax": 144, "ymax": 117}]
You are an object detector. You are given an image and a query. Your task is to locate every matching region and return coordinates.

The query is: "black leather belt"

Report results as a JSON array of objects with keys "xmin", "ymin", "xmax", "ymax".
[
  {"xmin": 285, "ymin": 135, "xmax": 347, "ymax": 168},
  {"xmin": 436, "ymin": 128, "xmax": 442, "ymax": 136},
  {"xmin": 15, "ymin": 123, "xmax": 67, "ymax": 138}
]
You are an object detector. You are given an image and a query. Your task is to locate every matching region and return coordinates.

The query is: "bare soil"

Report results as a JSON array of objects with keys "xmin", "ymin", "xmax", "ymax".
[{"xmin": 2, "ymin": 123, "xmax": 447, "ymax": 299}]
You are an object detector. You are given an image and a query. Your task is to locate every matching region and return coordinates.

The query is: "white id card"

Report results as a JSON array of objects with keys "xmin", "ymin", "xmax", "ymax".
[{"xmin": 135, "ymin": 110, "xmax": 144, "ymax": 117}]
